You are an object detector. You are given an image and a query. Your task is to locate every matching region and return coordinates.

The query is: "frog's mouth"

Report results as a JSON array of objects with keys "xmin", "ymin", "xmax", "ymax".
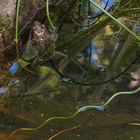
[{"xmin": 34, "ymin": 30, "xmax": 45, "ymax": 41}]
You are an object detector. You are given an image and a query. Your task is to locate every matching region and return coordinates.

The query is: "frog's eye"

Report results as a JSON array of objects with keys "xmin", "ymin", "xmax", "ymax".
[
  {"xmin": 32, "ymin": 26, "xmax": 37, "ymax": 30},
  {"xmin": 34, "ymin": 21, "xmax": 40, "ymax": 26},
  {"xmin": 32, "ymin": 25, "xmax": 40, "ymax": 31},
  {"xmin": 41, "ymin": 24, "xmax": 45, "ymax": 28}
]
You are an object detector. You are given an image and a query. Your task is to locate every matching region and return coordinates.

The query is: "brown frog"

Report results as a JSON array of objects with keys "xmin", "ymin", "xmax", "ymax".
[
  {"xmin": 21, "ymin": 21, "xmax": 66, "ymax": 69},
  {"xmin": 21, "ymin": 21, "xmax": 58, "ymax": 64},
  {"xmin": 31, "ymin": 21, "xmax": 58, "ymax": 59}
]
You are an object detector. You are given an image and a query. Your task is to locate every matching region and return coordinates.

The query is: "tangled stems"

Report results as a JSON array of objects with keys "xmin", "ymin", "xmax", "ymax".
[
  {"xmin": 15, "ymin": 0, "xmax": 38, "ymax": 75},
  {"xmin": 89, "ymin": 0, "xmax": 140, "ymax": 42},
  {"xmin": 46, "ymin": 0, "xmax": 56, "ymax": 30},
  {"xmin": 15, "ymin": 0, "xmax": 21, "ymax": 59},
  {"xmin": 48, "ymin": 123, "xmax": 82, "ymax": 140},
  {"xmin": 5, "ymin": 86, "xmax": 140, "ymax": 139},
  {"xmin": 78, "ymin": 86, "xmax": 140, "ymax": 112}
]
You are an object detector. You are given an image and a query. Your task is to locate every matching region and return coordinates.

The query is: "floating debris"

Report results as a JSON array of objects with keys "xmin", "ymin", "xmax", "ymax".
[
  {"xmin": 95, "ymin": 106, "xmax": 105, "ymax": 111},
  {"xmin": 136, "ymin": 25, "xmax": 140, "ymax": 32},
  {"xmin": 0, "ymin": 87, "xmax": 8, "ymax": 94},
  {"xmin": 8, "ymin": 62, "xmax": 19, "ymax": 74},
  {"xmin": 10, "ymin": 78, "xmax": 20, "ymax": 86}
]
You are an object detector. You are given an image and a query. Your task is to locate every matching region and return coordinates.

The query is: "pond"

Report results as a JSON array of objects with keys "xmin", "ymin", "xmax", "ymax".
[{"xmin": 0, "ymin": 0, "xmax": 140, "ymax": 140}]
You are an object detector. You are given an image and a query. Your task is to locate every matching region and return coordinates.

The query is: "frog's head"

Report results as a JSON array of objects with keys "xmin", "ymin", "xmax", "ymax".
[{"xmin": 32, "ymin": 21, "xmax": 47, "ymax": 42}]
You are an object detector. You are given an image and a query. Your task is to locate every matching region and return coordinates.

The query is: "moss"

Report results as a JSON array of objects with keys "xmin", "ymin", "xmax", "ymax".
[{"xmin": 0, "ymin": 16, "xmax": 10, "ymax": 33}]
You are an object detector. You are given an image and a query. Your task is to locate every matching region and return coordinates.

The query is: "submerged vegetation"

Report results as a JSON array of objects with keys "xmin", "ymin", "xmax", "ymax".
[{"xmin": 0, "ymin": 0, "xmax": 140, "ymax": 139}]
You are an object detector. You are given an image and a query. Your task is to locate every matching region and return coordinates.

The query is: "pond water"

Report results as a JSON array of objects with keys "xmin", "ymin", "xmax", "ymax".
[
  {"xmin": 0, "ymin": 75, "xmax": 140, "ymax": 140},
  {"xmin": 0, "ymin": 0, "xmax": 140, "ymax": 140}
]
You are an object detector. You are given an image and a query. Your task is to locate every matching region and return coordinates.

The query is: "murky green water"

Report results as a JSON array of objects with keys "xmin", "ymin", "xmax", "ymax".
[
  {"xmin": 0, "ymin": 82, "xmax": 140, "ymax": 140},
  {"xmin": 0, "ymin": 0, "xmax": 140, "ymax": 139}
]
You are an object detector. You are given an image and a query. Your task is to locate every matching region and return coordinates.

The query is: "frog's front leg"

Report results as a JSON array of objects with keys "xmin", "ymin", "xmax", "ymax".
[
  {"xmin": 32, "ymin": 55, "xmax": 44, "ymax": 67},
  {"xmin": 55, "ymin": 51, "xmax": 67, "ymax": 60},
  {"xmin": 54, "ymin": 51, "xmax": 68, "ymax": 72}
]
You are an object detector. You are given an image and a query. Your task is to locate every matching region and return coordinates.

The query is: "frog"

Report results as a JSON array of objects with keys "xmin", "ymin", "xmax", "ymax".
[{"xmin": 20, "ymin": 21, "xmax": 67, "ymax": 72}]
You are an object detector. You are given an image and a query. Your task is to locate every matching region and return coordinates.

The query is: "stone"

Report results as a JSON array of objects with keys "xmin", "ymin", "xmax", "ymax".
[{"xmin": 0, "ymin": 0, "xmax": 16, "ymax": 23}]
